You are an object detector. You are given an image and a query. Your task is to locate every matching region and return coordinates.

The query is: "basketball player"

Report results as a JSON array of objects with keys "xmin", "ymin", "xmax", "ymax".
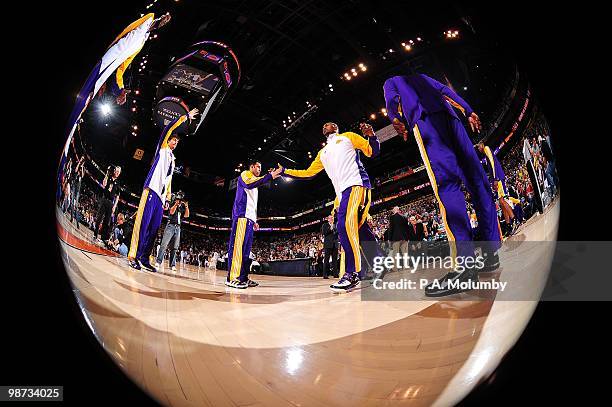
[
  {"xmin": 383, "ymin": 74, "xmax": 501, "ymax": 297},
  {"xmin": 226, "ymin": 161, "xmax": 283, "ymax": 289},
  {"xmin": 128, "ymin": 108, "xmax": 198, "ymax": 271},
  {"xmin": 477, "ymin": 142, "xmax": 516, "ymax": 236},
  {"xmin": 281, "ymin": 122, "xmax": 380, "ymax": 292},
  {"xmin": 98, "ymin": 13, "xmax": 172, "ymax": 105}
]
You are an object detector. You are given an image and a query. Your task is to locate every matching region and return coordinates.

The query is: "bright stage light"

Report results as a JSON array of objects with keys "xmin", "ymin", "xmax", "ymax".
[
  {"xmin": 100, "ymin": 103, "xmax": 112, "ymax": 116},
  {"xmin": 370, "ymin": 114, "xmax": 376, "ymax": 120}
]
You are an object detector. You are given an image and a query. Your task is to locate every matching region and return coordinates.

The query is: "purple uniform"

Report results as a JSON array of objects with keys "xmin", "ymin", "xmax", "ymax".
[
  {"xmin": 227, "ymin": 171, "xmax": 272, "ymax": 282},
  {"xmin": 383, "ymin": 74, "xmax": 501, "ymax": 257},
  {"xmin": 128, "ymin": 115, "xmax": 186, "ymax": 263},
  {"xmin": 483, "ymin": 146, "xmax": 508, "ymax": 199}
]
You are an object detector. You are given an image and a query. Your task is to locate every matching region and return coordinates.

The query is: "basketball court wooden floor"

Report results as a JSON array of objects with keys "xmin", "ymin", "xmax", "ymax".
[{"xmin": 56, "ymin": 198, "xmax": 559, "ymax": 406}]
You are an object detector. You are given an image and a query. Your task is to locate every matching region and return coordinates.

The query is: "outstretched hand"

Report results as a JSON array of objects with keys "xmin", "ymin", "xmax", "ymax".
[
  {"xmin": 392, "ymin": 118, "xmax": 409, "ymax": 141},
  {"xmin": 270, "ymin": 164, "xmax": 284, "ymax": 179},
  {"xmin": 468, "ymin": 112, "xmax": 481, "ymax": 133},
  {"xmin": 116, "ymin": 88, "xmax": 130, "ymax": 105},
  {"xmin": 360, "ymin": 122, "xmax": 375, "ymax": 137},
  {"xmin": 188, "ymin": 108, "xmax": 200, "ymax": 120}
]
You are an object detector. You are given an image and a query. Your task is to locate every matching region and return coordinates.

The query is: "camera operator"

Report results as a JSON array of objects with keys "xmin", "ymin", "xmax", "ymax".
[
  {"xmin": 95, "ymin": 165, "xmax": 122, "ymax": 244},
  {"xmin": 155, "ymin": 191, "xmax": 189, "ymax": 271}
]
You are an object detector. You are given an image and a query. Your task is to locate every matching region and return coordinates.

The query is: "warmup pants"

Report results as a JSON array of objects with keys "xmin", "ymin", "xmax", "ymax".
[
  {"xmin": 227, "ymin": 217, "xmax": 254, "ymax": 283},
  {"xmin": 156, "ymin": 223, "xmax": 181, "ymax": 267},
  {"xmin": 323, "ymin": 246, "xmax": 338, "ymax": 277},
  {"xmin": 95, "ymin": 198, "xmax": 114, "ymax": 240},
  {"xmin": 336, "ymin": 186, "xmax": 380, "ymax": 277},
  {"xmin": 413, "ymin": 112, "xmax": 502, "ymax": 258},
  {"xmin": 128, "ymin": 188, "xmax": 164, "ymax": 263},
  {"xmin": 390, "ymin": 241, "xmax": 409, "ymax": 271},
  {"xmin": 513, "ymin": 201, "xmax": 524, "ymax": 223}
]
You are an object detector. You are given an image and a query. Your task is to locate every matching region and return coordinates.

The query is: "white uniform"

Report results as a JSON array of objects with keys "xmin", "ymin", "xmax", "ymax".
[{"xmin": 284, "ymin": 131, "xmax": 378, "ymax": 198}]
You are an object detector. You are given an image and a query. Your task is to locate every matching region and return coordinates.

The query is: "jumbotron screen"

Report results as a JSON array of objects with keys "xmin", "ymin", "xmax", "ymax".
[{"xmin": 161, "ymin": 63, "xmax": 220, "ymax": 96}]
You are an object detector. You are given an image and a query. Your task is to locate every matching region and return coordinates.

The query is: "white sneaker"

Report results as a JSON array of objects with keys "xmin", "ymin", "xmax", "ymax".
[
  {"xmin": 330, "ymin": 273, "xmax": 360, "ymax": 292},
  {"xmin": 171, "ymin": 266, "xmax": 177, "ymax": 272},
  {"xmin": 225, "ymin": 279, "xmax": 248, "ymax": 289}
]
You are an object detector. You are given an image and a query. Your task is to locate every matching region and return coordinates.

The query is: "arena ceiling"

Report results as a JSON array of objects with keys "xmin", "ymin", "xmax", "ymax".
[{"xmin": 69, "ymin": 0, "xmax": 517, "ymax": 214}]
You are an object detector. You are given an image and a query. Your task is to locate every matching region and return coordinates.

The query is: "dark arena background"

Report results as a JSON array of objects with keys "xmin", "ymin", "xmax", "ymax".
[{"xmin": 3, "ymin": 1, "xmax": 609, "ymax": 406}]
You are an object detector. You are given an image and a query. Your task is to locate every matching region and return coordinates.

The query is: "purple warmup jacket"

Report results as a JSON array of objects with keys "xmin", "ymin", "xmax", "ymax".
[{"xmin": 383, "ymin": 74, "xmax": 474, "ymax": 128}]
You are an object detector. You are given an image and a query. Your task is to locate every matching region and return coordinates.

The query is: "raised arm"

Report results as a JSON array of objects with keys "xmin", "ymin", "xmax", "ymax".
[
  {"xmin": 421, "ymin": 74, "xmax": 473, "ymax": 117},
  {"xmin": 383, "ymin": 77, "xmax": 402, "ymax": 123},
  {"xmin": 240, "ymin": 171, "xmax": 272, "ymax": 190},
  {"xmin": 343, "ymin": 125, "xmax": 379, "ymax": 158},
  {"xmin": 107, "ymin": 13, "xmax": 156, "ymax": 104},
  {"xmin": 283, "ymin": 151, "xmax": 325, "ymax": 180},
  {"xmin": 483, "ymin": 146, "xmax": 497, "ymax": 179}
]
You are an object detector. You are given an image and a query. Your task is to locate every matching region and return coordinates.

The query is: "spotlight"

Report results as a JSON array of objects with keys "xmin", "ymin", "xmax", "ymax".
[
  {"xmin": 328, "ymin": 84, "xmax": 333, "ymax": 88},
  {"xmin": 133, "ymin": 125, "xmax": 138, "ymax": 130},
  {"xmin": 404, "ymin": 45, "xmax": 412, "ymax": 51},
  {"xmin": 370, "ymin": 113, "xmax": 376, "ymax": 120},
  {"xmin": 135, "ymin": 90, "xmax": 140, "ymax": 95},
  {"xmin": 100, "ymin": 103, "xmax": 111, "ymax": 116},
  {"xmin": 463, "ymin": 86, "xmax": 468, "ymax": 90},
  {"xmin": 351, "ymin": 68, "xmax": 356, "ymax": 73},
  {"xmin": 352, "ymin": 71, "xmax": 357, "ymax": 76}
]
